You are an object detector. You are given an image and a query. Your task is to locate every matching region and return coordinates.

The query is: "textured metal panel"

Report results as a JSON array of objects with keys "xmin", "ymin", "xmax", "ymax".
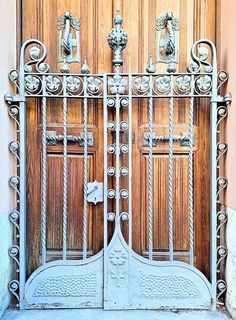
[
  {"xmin": 104, "ymin": 228, "xmax": 212, "ymax": 310},
  {"xmin": 24, "ymin": 252, "xmax": 103, "ymax": 309}
]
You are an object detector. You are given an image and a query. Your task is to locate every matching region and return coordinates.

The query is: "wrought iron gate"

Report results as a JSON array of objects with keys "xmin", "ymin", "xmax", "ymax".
[{"xmin": 6, "ymin": 10, "xmax": 231, "ymax": 310}]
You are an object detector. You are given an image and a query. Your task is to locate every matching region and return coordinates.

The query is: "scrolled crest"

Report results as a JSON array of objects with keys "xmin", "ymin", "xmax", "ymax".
[
  {"xmin": 187, "ymin": 39, "xmax": 216, "ymax": 74},
  {"xmin": 20, "ymin": 39, "xmax": 49, "ymax": 74}
]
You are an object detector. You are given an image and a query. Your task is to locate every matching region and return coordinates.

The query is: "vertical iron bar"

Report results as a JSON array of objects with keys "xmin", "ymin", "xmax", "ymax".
[
  {"xmin": 115, "ymin": 93, "xmax": 120, "ymax": 221},
  {"xmin": 210, "ymin": 45, "xmax": 218, "ymax": 308},
  {"xmin": 41, "ymin": 76, "xmax": 47, "ymax": 265},
  {"xmin": 128, "ymin": 75, "xmax": 132, "ymax": 249},
  {"xmin": 19, "ymin": 102, "xmax": 26, "ymax": 308},
  {"xmin": 210, "ymin": 102, "xmax": 217, "ymax": 308},
  {"xmin": 83, "ymin": 76, "xmax": 88, "ymax": 260},
  {"xmin": 19, "ymin": 48, "xmax": 27, "ymax": 308},
  {"xmin": 103, "ymin": 74, "xmax": 108, "ymax": 251},
  {"xmin": 189, "ymin": 75, "xmax": 195, "ymax": 265},
  {"xmin": 168, "ymin": 75, "xmax": 174, "ymax": 262},
  {"xmin": 62, "ymin": 76, "xmax": 68, "ymax": 260},
  {"xmin": 148, "ymin": 75, "xmax": 153, "ymax": 260}
]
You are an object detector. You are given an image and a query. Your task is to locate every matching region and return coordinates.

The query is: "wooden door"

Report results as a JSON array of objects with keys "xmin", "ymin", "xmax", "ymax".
[{"xmin": 21, "ymin": 0, "xmax": 216, "ymax": 280}]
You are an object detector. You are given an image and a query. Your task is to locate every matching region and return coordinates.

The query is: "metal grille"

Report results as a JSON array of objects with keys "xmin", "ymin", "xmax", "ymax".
[{"xmin": 6, "ymin": 10, "xmax": 231, "ymax": 311}]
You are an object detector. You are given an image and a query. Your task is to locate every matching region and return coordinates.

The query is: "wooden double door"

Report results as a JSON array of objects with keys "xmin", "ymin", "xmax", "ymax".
[{"xmin": 22, "ymin": 0, "xmax": 216, "ymax": 282}]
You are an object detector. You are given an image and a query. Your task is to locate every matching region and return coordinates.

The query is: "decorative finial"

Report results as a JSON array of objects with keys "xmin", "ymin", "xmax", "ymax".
[
  {"xmin": 156, "ymin": 12, "xmax": 180, "ymax": 73},
  {"xmin": 107, "ymin": 9, "xmax": 128, "ymax": 68},
  {"xmin": 146, "ymin": 56, "xmax": 156, "ymax": 73},
  {"xmin": 81, "ymin": 57, "xmax": 90, "ymax": 74}
]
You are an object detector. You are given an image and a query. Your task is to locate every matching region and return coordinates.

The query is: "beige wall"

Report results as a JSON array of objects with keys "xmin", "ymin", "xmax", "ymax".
[
  {"xmin": 0, "ymin": 0, "xmax": 16, "ymax": 316},
  {"xmin": 219, "ymin": 1, "xmax": 236, "ymax": 317},
  {"xmin": 219, "ymin": 0, "xmax": 236, "ymax": 211}
]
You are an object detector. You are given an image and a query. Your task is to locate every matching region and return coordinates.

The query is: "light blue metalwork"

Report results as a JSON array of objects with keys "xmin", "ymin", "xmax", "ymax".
[
  {"xmin": 148, "ymin": 75, "xmax": 153, "ymax": 260},
  {"xmin": 5, "ymin": 10, "xmax": 231, "ymax": 311}
]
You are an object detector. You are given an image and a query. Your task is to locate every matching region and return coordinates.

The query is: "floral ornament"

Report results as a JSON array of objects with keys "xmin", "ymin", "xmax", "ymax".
[
  {"xmin": 156, "ymin": 76, "xmax": 170, "ymax": 92},
  {"xmin": 25, "ymin": 75, "xmax": 40, "ymax": 91},
  {"xmin": 109, "ymin": 248, "xmax": 128, "ymax": 287},
  {"xmin": 109, "ymin": 248, "xmax": 127, "ymax": 266},
  {"xmin": 196, "ymin": 75, "xmax": 211, "ymax": 92},
  {"xmin": 66, "ymin": 76, "xmax": 81, "ymax": 92},
  {"xmin": 108, "ymin": 74, "xmax": 127, "ymax": 95},
  {"xmin": 134, "ymin": 76, "xmax": 149, "ymax": 94},
  {"xmin": 46, "ymin": 76, "xmax": 61, "ymax": 91},
  {"xmin": 176, "ymin": 75, "xmax": 191, "ymax": 92},
  {"xmin": 87, "ymin": 76, "xmax": 101, "ymax": 93}
]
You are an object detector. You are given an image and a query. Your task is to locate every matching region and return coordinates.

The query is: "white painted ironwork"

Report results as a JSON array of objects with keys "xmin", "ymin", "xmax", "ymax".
[
  {"xmin": 41, "ymin": 77, "xmax": 47, "ymax": 265},
  {"xmin": 5, "ymin": 10, "xmax": 231, "ymax": 311},
  {"xmin": 189, "ymin": 75, "xmax": 195, "ymax": 266},
  {"xmin": 62, "ymin": 76, "xmax": 68, "ymax": 260},
  {"xmin": 148, "ymin": 75, "xmax": 153, "ymax": 260},
  {"xmin": 168, "ymin": 75, "xmax": 174, "ymax": 262}
]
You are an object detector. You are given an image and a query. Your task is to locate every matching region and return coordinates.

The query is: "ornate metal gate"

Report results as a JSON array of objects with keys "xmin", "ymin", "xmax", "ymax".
[{"xmin": 6, "ymin": 10, "xmax": 231, "ymax": 310}]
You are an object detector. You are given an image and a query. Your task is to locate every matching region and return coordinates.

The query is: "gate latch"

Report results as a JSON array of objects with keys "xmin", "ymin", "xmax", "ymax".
[{"xmin": 87, "ymin": 180, "xmax": 103, "ymax": 205}]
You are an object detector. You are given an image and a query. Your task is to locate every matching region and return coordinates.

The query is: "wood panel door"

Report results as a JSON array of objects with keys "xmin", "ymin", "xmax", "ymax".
[{"xmin": 21, "ymin": 0, "xmax": 216, "ymax": 282}]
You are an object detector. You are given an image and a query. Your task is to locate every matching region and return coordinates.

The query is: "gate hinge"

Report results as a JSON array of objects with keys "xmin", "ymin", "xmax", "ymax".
[
  {"xmin": 212, "ymin": 93, "xmax": 232, "ymax": 105},
  {"xmin": 5, "ymin": 92, "xmax": 26, "ymax": 104}
]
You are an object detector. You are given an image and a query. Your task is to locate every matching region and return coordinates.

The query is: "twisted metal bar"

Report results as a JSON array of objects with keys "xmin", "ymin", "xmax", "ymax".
[
  {"xmin": 128, "ymin": 75, "xmax": 132, "ymax": 249},
  {"xmin": 41, "ymin": 86, "xmax": 47, "ymax": 264},
  {"xmin": 166, "ymin": 17, "xmax": 175, "ymax": 55},
  {"xmin": 62, "ymin": 76, "xmax": 68, "ymax": 260},
  {"xmin": 168, "ymin": 75, "xmax": 174, "ymax": 261},
  {"xmin": 189, "ymin": 75, "xmax": 195, "ymax": 265},
  {"xmin": 148, "ymin": 76, "xmax": 153, "ymax": 260},
  {"xmin": 83, "ymin": 77, "xmax": 88, "ymax": 260}
]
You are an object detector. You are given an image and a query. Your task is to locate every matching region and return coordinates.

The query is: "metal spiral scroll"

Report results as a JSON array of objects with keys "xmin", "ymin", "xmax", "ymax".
[
  {"xmin": 215, "ymin": 72, "xmax": 231, "ymax": 305},
  {"xmin": 5, "ymin": 89, "xmax": 21, "ymax": 307},
  {"xmin": 21, "ymin": 39, "xmax": 49, "ymax": 74}
]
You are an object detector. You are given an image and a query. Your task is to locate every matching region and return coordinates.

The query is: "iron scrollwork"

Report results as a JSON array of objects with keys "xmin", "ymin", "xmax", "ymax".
[
  {"xmin": 215, "ymin": 71, "xmax": 231, "ymax": 306},
  {"xmin": 5, "ymin": 93, "xmax": 21, "ymax": 307},
  {"xmin": 4, "ymin": 7, "xmax": 232, "ymax": 310}
]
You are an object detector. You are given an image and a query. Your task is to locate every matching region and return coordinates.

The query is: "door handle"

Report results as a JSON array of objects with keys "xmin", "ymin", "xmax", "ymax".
[
  {"xmin": 142, "ymin": 131, "xmax": 194, "ymax": 147},
  {"xmin": 46, "ymin": 131, "xmax": 94, "ymax": 147}
]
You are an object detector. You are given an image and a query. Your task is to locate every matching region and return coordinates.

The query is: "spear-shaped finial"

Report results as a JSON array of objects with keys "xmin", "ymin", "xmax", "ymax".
[{"xmin": 107, "ymin": 9, "xmax": 128, "ymax": 68}]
